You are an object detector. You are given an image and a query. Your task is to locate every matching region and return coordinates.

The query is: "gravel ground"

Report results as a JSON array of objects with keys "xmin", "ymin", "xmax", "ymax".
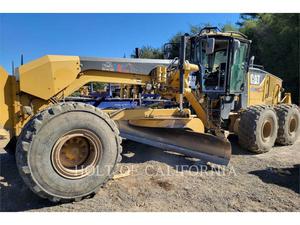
[{"xmin": 0, "ymin": 136, "xmax": 299, "ymax": 212}]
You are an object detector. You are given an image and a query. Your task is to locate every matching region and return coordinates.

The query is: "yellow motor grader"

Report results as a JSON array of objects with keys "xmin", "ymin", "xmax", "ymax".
[{"xmin": 0, "ymin": 27, "xmax": 299, "ymax": 202}]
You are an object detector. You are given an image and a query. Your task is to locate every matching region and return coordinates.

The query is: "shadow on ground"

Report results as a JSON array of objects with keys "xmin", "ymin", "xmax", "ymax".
[
  {"xmin": 121, "ymin": 135, "xmax": 255, "ymax": 169},
  {"xmin": 121, "ymin": 140, "xmax": 212, "ymax": 171},
  {"xmin": 0, "ymin": 141, "xmax": 208, "ymax": 212},
  {"xmin": 1, "ymin": 137, "xmax": 289, "ymax": 212},
  {"xmin": 249, "ymin": 165, "xmax": 300, "ymax": 194},
  {"xmin": 228, "ymin": 135, "xmax": 255, "ymax": 156}
]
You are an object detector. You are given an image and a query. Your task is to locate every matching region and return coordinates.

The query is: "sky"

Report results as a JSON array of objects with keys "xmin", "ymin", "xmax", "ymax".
[{"xmin": 0, "ymin": 13, "xmax": 240, "ymax": 72}]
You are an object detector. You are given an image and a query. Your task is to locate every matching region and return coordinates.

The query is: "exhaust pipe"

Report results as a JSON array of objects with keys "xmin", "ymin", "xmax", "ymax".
[{"xmin": 117, "ymin": 121, "xmax": 231, "ymax": 165}]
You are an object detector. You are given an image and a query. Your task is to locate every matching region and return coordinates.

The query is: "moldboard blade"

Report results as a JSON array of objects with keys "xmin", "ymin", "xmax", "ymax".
[{"xmin": 116, "ymin": 121, "xmax": 231, "ymax": 165}]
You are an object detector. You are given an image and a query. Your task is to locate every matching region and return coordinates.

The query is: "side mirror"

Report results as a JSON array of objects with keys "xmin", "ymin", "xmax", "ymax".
[
  {"xmin": 163, "ymin": 43, "xmax": 179, "ymax": 59},
  {"xmin": 205, "ymin": 38, "xmax": 215, "ymax": 54}
]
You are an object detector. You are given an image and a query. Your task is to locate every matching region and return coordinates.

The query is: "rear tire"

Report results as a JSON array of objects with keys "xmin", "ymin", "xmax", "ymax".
[
  {"xmin": 238, "ymin": 105, "xmax": 278, "ymax": 153},
  {"xmin": 15, "ymin": 102, "xmax": 122, "ymax": 202},
  {"xmin": 275, "ymin": 104, "xmax": 300, "ymax": 145}
]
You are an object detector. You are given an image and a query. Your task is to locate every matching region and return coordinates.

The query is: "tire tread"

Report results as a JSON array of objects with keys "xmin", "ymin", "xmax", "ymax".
[
  {"xmin": 275, "ymin": 104, "xmax": 300, "ymax": 145},
  {"xmin": 15, "ymin": 102, "xmax": 122, "ymax": 203},
  {"xmin": 238, "ymin": 105, "xmax": 277, "ymax": 153}
]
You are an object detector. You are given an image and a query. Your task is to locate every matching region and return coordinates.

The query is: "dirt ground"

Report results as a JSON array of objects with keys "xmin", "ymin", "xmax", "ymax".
[{"xmin": 0, "ymin": 136, "xmax": 299, "ymax": 212}]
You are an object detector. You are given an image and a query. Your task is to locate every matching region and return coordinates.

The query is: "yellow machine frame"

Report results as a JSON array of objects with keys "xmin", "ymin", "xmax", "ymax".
[
  {"xmin": 0, "ymin": 55, "xmax": 207, "ymax": 143},
  {"xmin": 247, "ymin": 68, "xmax": 291, "ymax": 106},
  {"xmin": 0, "ymin": 54, "xmax": 291, "ymax": 148}
]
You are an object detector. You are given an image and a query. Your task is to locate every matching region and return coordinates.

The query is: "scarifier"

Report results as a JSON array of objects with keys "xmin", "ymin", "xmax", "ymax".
[{"xmin": 0, "ymin": 27, "xmax": 299, "ymax": 202}]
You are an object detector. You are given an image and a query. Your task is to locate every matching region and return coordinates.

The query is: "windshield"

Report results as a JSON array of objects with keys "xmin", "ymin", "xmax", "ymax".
[
  {"xmin": 193, "ymin": 38, "xmax": 229, "ymax": 92},
  {"xmin": 192, "ymin": 37, "xmax": 249, "ymax": 93}
]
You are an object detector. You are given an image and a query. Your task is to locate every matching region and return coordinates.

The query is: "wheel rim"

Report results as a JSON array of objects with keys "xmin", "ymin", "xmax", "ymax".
[
  {"xmin": 261, "ymin": 119, "xmax": 273, "ymax": 142},
  {"xmin": 51, "ymin": 129, "xmax": 102, "ymax": 179},
  {"xmin": 288, "ymin": 115, "xmax": 298, "ymax": 136}
]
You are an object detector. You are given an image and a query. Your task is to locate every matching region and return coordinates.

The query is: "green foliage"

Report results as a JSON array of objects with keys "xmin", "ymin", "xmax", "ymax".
[
  {"xmin": 70, "ymin": 82, "xmax": 107, "ymax": 97},
  {"xmin": 239, "ymin": 13, "xmax": 300, "ymax": 103},
  {"xmin": 92, "ymin": 82, "xmax": 106, "ymax": 91},
  {"xmin": 131, "ymin": 46, "xmax": 164, "ymax": 59},
  {"xmin": 236, "ymin": 13, "xmax": 258, "ymax": 26},
  {"xmin": 221, "ymin": 23, "xmax": 238, "ymax": 32},
  {"xmin": 132, "ymin": 23, "xmax": 238, "ymax": 60}
]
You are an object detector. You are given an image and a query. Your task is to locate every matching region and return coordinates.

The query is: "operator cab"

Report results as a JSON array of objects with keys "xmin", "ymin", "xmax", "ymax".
[
  {"xmin": 163, "ymin": 27, "xmax": 252, "ymax": 124},
  {"xmin": 190, "ymin": 27, "xmax": 251, "ymax": 96}
]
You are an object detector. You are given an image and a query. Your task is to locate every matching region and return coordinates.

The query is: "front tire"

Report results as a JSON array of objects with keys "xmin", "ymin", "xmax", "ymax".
[
  {"xmin": 15, "ymin": 102, "xmax": 122, "ymax": 202},
  {"xmin": 238, "ymin": 105, "xmax": 278, "ymax": 153}
]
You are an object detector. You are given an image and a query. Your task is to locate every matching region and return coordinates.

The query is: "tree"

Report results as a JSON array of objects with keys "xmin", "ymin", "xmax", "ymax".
[
  {"xmin": 221, "ymin": 23, "xmax": 238, "ymax": 32},
  {"xmin": 131, "ymin": 46, "xmax": 164, "ymax": 59},
  {"xmin": 129, "ymin": 15, "xmax": 300, "ymax": 104},
  {"xmin": 132, "ymin": 23, "xmax": 238, "ymax": 60},
  {"xmin": 238, "ymin": 13, "xmax": 300, "ymax": 104},
  {"xmin": 236, "ymin": 13, "xmax": 259, "ymax": 26}
]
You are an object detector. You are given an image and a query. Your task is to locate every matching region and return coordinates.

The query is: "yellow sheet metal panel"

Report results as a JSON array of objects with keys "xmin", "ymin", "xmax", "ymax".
[
  {"xmin": 19, "ymin": 55, "xmax": 80, "ymax": 100},
  {"xmin": 128, "ymin": 117, "xmax": 204, "ymax": 133},
  {"xmin": 281, "ymin": 93, "xmax": 292, "ymax": 104},
  {"xmin": 268, "ymin": 73, "xmax": 282, "ymax": 104},
  {"xmin": 248, "ymin": 69, "xmax": 283, "ymax": 106},
  {"xmin": 248, "ymin": 71, "xmax": 265, "ymax": 105},
  {"xmin": 0, "ymin": 66, "xmax": 14, "ymax": 136},
  {"xmin": 184, "ymin": 118, "xmax": 205, "ymax": 133},
  {"xmin": 53, "ymin": 70, "xmax": 151, "ymax": 100},
  {"xmin": 106, "ymin": 108, "xmax": 191, "ymax": 120}
]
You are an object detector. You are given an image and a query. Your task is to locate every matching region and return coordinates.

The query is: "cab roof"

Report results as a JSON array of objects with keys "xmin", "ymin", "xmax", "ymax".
[{"xmin": 195, "ymin": 27, "xmax": 249, "ymax": 42}]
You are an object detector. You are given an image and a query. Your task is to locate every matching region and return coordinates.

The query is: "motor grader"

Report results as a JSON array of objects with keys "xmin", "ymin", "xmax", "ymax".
[{"xmin": 0, "ymin": 27, "xmax": 299, "ymax": 202}]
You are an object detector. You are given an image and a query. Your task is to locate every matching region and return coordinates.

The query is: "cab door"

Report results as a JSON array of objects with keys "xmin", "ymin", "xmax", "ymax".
[{"xmin": 229, "ymin": 41, "xmax": 249, "ymax": 93}]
